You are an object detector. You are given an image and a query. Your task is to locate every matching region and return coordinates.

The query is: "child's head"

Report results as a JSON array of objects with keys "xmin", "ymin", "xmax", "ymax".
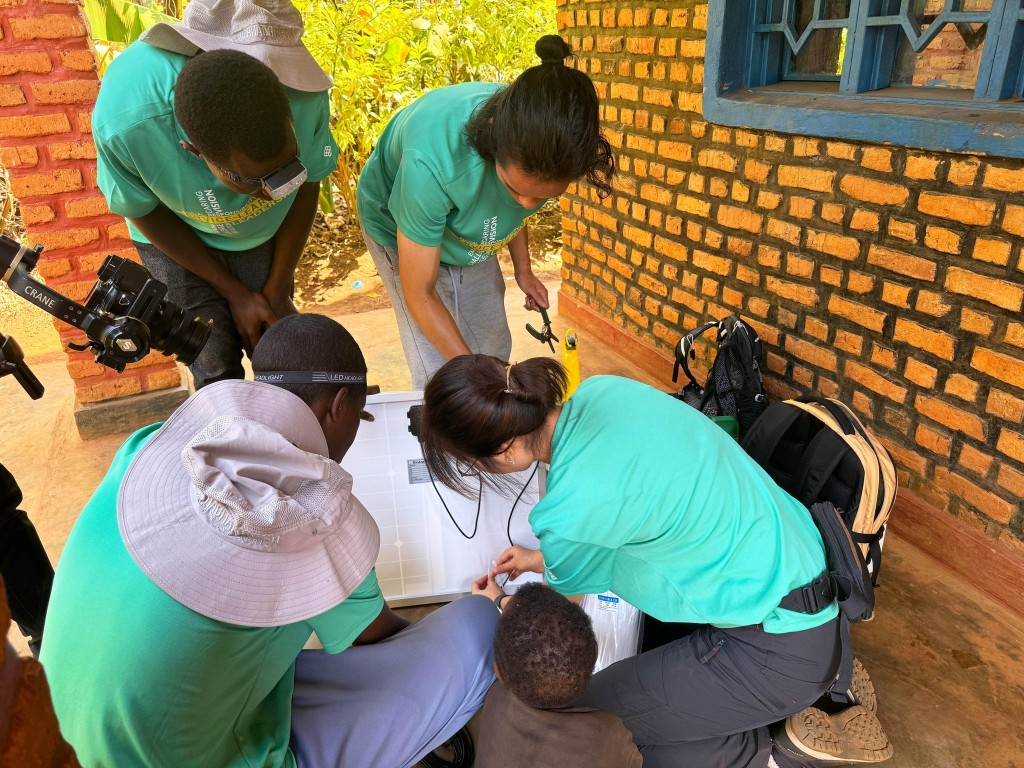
[{"xmin": 493, "ymin": 583, "xmax": 598, "ymax": 709}]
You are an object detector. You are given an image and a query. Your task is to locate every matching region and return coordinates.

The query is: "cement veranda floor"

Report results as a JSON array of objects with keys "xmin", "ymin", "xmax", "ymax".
[{"xmin": 2, "ymin": 279, "xmax": 1022, "ymax": 767}]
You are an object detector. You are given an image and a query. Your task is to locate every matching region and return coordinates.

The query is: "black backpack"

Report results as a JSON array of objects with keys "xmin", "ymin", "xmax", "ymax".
[
  {"xmin": 742, "ymin": 396, "xmax": 898, "ymax": 705},
  {"xmin": 672, "ymin": 315, "xmax": 768, "ymax": 438}
]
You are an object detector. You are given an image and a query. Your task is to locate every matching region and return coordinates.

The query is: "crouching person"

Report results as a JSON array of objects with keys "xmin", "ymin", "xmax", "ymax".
[
  {"xmin": 471, "ymin": 580, "xmax": 642, "ymax": 768},
  {"xmin": 40, "ymin": 314, "xmax": 498, "ymax": 768}
]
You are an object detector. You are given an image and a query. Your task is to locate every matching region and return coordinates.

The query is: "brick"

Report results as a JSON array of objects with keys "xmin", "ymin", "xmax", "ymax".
[
  {"xmin": 905, "ymin": 358, "xmax": 938, "ymax": 388},
  {"xmin": 805, "ymin": 229, "xmax": 860, "ymax": 261},
  {"xmin": 764, "ymin": 135, "xmax": 786, "ymax": 153},
  {"xmin": 844, "ymin": 360, "xmax": 907, "ymax": 403},
  {"xmin": 33, "ymin": 227, "xmax": 99, "ymax": 252},
  {"xmin": 918, "ymin": 192, "xmax": 995, "ymax": 226},
  {"xmin": 915, "ymin": 424, "xmax": 951, "ymax": 457},
  {"xmin": 757, "ymin": 191, "xmax": 782, "ymax": 210},
  {"xmin": 787, "ymin": 253, "xmax": 814, "ymax": 279},
  {"xmin": 709, "ymin": 178, "xmax": 728, "ymax": 197},
  {"xmin": 997, "ymin": 464, "xmax": 1024, "ymax": 497},
  {"xmin": 881, "ymin": 281, "xmax": 910, "ymax": 308},
  {"xmin": 626, "ymin": 37, "xmax": 656, "ymax": 55},
  {"xmin": 697, "ymin": 149, "xmax": 737, "ymax": 173},
  {"xmin": 692, "ymin": 249, "xmax": 732, "ymax": 276},
  {"xmin": 971, "ymin": 347, "xmax": 1024, "ymax": 390},
  {"xmin": 819, "ymin": 266, "xmax": 841, "ymax": 287},
  {"xmin": 934, "ymin": 467, "xmax": 1015, "ymax": 524},
  {"xmin": 866, "ymin": 244, "xmax": 937, "ymax": 280},
  {"xmin": 828, "ymin": 296, "xmax": 886, "ymax": 332},
  {"xmin": 1007, "ymin": 323, "xmax": 1024, "ymax": 349},
  {"xmin": 59, "ymin": 49, "xmax": 97, "ymax": 71},
  {"xmin": 998, "ymin": 428, "xmax": 1024, "ymax": 463},
  {"xmin": 9, "ymin": 169, "xmax": 83, "ymax": 198},
  {"xmin": 785, "ymin": 336, "xmax": 837, "ymax": 372},
  {"xmin": 959, "ymin": 444, "xmax": 992, "ymax": 477},
  {"xmin": 76, "ymin": 375, "xmax": 144, "ymax": 403},
  {"xmin": 792, "ymin": 138, "xmax": 820, "ymax": 157},
  {"xmin": 904, "ymin": 154, "xmax": 939, "ymax": 180},
  {"xmin": 915, "ymin": 290, "xmax": 952, "ymax": 317},
  {"xmin": 0, "ymin": 145, "xmax": 37, "ymax": 168},
  {"xmin": 944, "ymin": 374, "xmax": 979, "ymax": 402},
  {"xmin": 982, "ymin": 164, "xmax": 1024, "ymax": 193},
  {"xmin": 0, "ymin": 51, "xmax": 52, "ymax": 75},
  {"xmin": 777, "ymin": 165, "xmax": 835, "ymax": 193},
  {"xmin": 731, "ymin": 182, "xmax": 750, "ymax": 203},
  {"xmin": 820, "ymin": 202, "xmax": 844, "ymax": 224},
  {"xmin": 788, "ymin": 197, "xmax": 815, "ymax": 219},
  {"xmin": 717, "ymin": 205, "xmax": 762, "ymax": 234},
  {"xmin": 10, "ymin": 14, "xmax": 87, "ymax": 39},
  {"xmin": 64, "ymin": 195, "xmax": 109, "ymax": 218},
  {"xmin": 622, "ymin": 224, "xmax": 653, "ymax": 248},
  {"xmin": 946, "ymin": 268, "xmax": 1023, "ymax": 311},
  {"xmin": 744, "ymin": 159, "xmax": 770, "ymax": 184},
  {"xmin": 948, "ymin": 159, "xmax": 979, "ymax": 186},
  {"xmin": 847, "ymin": 271, "xmax": 873, "ymax": 293},
  {"xmin": 916, "ymin": 394, "xmax": 984, "ymax": 439},
  {"xmin": 638, "ymin": 273, "xmax": 668, "ymax": 297},
  {"xmin": 871, "ymin": 344, "xmax": 896, "ymax": 369},
  {"xmin": 30, "ymin": 80, "xmax": 99, "ymax": 104},
  {"xmin": 835, "ymin": 330, "xmax": 863, "ymax": 355},
  {"xmin": 887, "ymin": 218, "xmax": 917, "ymax": 242},
  {"xmin": 1003, "ymin": 204, "xmax": 1024, "ymax": 237},
  {"xmin": 676, "ymin": 195, "xmax": 710, "ymax": 218},
  {"xmin": 0, "ymin": 113, "xmax": 71, "ymax": 139},
  {"xmin": 884, "ymin": 440, "xmax": 928, "ymax": 476},
  {"xmin": 766, "ymin": 276, "xmax": 817, "ymax": 306},
  {"xmin": 961, "ymin": 308, "xmax": 994, "ymax": 335},
  {"xmin": 657, "ymin": 141, "xmax": 692, "ymax": 163},
  {"xmin": 67, "ymin": 357, "xmax": 106, "ymax": 379},
  {"xmin": 850, "ymin": 209, "xmax": 880, "ymax": 231},
  {"xmin": 861, "ymin": 147, "xmax": 892, "ymax": 172},
  {"xmin": 924, "ymin": 225, "xmax": 960, "ymax": 254},
  {"xmin": 0, "ymin": 84, "xmax": 27, "ymax": 107},
  {"xmin": 826, "ymin": 142, "xmax": 857, "ymax": 161},
  {"xmin": 642, "ymin": 86, "xmax": 673, "ymax": 106},
  {"xmin": 841, "ymin": 176, "xmax": 905, "ymax": 207},
  {"xmin": 20, "ymin": 204, "xmax": 55, "ymax": 226},
  {"xmin": 971, "ymin": 237, "xmax": 1011, "ymax": 266}
]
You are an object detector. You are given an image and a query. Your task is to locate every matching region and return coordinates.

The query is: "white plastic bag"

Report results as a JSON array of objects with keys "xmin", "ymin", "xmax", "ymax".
[{"xmin": 581, "ymin": 591, "xmax": 642, "ymax": 673}]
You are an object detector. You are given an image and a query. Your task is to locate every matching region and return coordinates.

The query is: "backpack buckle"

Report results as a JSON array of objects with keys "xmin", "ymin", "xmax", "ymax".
[{"xmin": 780, "ymin": 572, "xmax": 836, "ymax": 614}]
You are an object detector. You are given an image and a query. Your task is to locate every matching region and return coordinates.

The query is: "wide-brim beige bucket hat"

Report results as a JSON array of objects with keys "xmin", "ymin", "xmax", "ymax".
[
  {"xmin": 118, "ymin": 380, "xmax": 379, "ymax": 627},
  {"xmin": 141, "ymin": 0, "xmax": 332, "ymax": 92}
]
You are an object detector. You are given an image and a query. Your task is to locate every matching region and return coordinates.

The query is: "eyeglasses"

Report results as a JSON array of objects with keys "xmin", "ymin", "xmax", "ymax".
[{"xmin": 206, "ymin": 154, "xmax": 308, "ymax": 200}]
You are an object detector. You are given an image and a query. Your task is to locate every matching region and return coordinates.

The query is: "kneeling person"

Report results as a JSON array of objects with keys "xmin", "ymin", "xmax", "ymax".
[{"xmin": 41, "ymin": 314, "xmax": 497, "ymax": 768}]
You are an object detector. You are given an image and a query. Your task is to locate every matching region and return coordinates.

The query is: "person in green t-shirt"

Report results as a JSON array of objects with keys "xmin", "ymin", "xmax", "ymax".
[
  {"xmin": 40, "ymin": 315, "xmax": 500, "ymax": 768},
  {"xmin": 356, "ymin": 35, "xmax": 614, "ymax": 389},
  {"xmin": 418, "ymin": 355, "xmax": 892, "ymax": 768},
  {"xmin": 93, "ymin": 0, "xmax": 340, "ymax": 389}
]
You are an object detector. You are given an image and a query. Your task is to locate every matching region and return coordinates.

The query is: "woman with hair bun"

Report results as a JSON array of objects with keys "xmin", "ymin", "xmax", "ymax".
[
  {"xmin": 420, "ymin": 355, "xmax": 892, "ymax": 768},
  {"xmin": 357, "ymin": 36, "xmax": 614, "ymax": 389}
]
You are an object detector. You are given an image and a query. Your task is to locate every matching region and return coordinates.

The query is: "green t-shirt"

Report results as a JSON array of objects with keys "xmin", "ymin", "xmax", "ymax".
[
  {"xmin": 40, "ymin": 425, "xmax": 385, "ymax": 768},
  {"xmin": 530, "ymin": 377, "xmax": 839, "ymax": 634},
  {"xmin": 356, "ymin": 82, "xmax": 546, "ymax": 267},
  {"xmin": 93, "ymin": 42, "xmax": 339, "ymax": 251}
]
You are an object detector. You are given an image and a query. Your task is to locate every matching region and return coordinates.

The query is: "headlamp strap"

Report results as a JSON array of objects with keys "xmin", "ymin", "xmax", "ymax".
[{"xmin": 254, "ymin": 371, "xmax": 367, "ymax": 385}]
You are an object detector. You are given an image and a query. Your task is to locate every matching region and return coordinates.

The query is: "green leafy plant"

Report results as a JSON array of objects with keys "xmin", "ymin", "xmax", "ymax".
[{"xmin": 83, "ymin": 0, "xmax": 177, "ymax": 72}]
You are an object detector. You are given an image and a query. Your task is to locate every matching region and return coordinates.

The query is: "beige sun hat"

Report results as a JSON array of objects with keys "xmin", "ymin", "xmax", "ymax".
[
  {"xmin": 140, "ymin": 0, "xmax": 332, "ymax": 92},
  {"xmin": 118, "ymin": 379, "xmax": 379, "ymax": 627}
]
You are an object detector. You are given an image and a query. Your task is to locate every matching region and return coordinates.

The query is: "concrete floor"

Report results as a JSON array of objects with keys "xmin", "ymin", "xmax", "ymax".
[{"xmin": 3, "ymin": 278, "xmax": 1023, "ymax": 766}]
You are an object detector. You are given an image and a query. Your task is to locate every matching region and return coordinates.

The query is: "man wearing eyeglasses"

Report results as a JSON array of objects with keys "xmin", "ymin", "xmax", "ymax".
[{"xmin": 92, "ymin": 0, "xmax": 339, "ymax": 389}]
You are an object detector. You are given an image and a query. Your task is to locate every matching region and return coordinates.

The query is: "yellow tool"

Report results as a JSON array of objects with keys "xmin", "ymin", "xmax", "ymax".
[{"xmin": 562, "ymin": 328, "xmax": 580, "ymax": 401}]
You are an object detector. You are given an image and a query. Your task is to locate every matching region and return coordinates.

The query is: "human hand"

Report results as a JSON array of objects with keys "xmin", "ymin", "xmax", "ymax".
[
  {"xmin": 493, "ymin": 545, "xmax": 544, "ymax": 582},
  {"xmin": 471, "ymin": 574, "xmax": 506, "ymax": 602},
  {"xmin": 227, "ymin": 289, "xmax": 278, "ymax": 355},
  {"xmin": 263, "ymin": 290, "xmax": 298, "ymax": 320},
  {"xmin": 361, "ymin": 385, "xmax": 380, "ymax": 422},
  {"xmin": 515, "ymin": 269, "xmax": 549, "ymax": 311}
]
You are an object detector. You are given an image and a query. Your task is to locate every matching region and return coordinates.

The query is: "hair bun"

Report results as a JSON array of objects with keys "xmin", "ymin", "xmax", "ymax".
[{"xmin": 535, "ymin": 35, "xmax": 571, "ymax": 65}]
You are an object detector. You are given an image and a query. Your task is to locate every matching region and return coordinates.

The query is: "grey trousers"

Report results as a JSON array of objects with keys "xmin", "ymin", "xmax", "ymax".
[
  {"xmin": 363, "ymin": 231, "xmax": 512, "ymax": 389},
  {"xmin": 133, "ymin": 239, "xmax": 275, "ymax": 390},
  {"xmin": 290, "ymin": 595, "xmax": 499, "ymax": 768},
  {"xmin": 580, "ymin": 618, "xmax": 842, "ymax": 768}
]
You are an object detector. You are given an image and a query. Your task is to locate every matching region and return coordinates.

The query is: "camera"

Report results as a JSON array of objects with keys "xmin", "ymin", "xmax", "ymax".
[{"xmin": 1, "ymin": 235, "xmax": 210, "ymax": 373}]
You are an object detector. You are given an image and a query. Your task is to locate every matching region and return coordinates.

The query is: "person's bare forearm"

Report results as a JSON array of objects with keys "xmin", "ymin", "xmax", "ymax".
[
  {"xmin": 508, "ymin": 225, "xmax": 530, "ymax": 276},
  {"xmin": 129, "ymin": 205, "xmax": 245, "ymax": 301},
  {"xmin": 264, "ymin": 181, "xmax": 320, "ymax": 302},
  {"xmin": 353, "ymin": 605, "xmax": 411, "ymax": 645}
]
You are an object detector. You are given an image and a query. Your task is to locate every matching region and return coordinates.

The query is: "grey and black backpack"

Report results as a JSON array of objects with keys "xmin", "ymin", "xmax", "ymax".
[{"xmin": 672, "ymin": 315, "xmax": 768, "ymax": 438}]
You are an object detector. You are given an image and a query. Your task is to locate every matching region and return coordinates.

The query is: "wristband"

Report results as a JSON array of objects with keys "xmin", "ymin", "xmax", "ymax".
[{"xmin": 493, "ymin": 593, "xmax": 509, "ymax": 613}]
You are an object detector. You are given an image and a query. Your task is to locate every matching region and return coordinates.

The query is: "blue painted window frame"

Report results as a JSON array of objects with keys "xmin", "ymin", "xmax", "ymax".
[{"xmin": 704, "ymin": 0, "xmax": 1024, "ymax": 158}]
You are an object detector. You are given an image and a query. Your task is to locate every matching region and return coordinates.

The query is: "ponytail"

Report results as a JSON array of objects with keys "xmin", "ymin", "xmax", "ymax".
[{"xmin": 422, "ymin": 355, "xmax": 568, "ymax": 495}]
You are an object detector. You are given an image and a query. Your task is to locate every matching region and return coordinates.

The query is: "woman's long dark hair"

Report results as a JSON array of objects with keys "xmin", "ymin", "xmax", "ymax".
[
  {"xmin": 464, "ymin": 35, "xmax": 614, "ymax": 198},
  {"xmin": 421, "ymin": 355, "xmax": 568, "ymax": 496}
]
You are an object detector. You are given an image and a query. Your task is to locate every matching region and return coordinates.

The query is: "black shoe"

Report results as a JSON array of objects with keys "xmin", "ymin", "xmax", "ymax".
[{"xmin": 772, "ymin": 705, "xmax": 894, "ymax": 765}]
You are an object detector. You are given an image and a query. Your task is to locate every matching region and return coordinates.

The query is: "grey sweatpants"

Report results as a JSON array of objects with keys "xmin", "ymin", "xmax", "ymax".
[
  {"xmin": 363, "ymin": 231, "xmax": 512, "ymax": 389},
  {"xmin": 580, "ymin": 618, "xmax": 842, "ymax": 768},
  {"xmin": 290, "ymin": 595, "xmax": 499, "ymax": 768},
  {"xmin": 133, "ymin": 239, "xmax": 275, "ymax": 390}
]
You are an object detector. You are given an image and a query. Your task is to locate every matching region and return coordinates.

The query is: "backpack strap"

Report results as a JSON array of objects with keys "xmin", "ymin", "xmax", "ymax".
[
  {"xmin": 672, "ymin": 320, "xmax": 720, "ymax": 387},
  {"xmin": 795, "ymin": 395, "xmax": 857, "ymax": 435},
  {"xmin": 791, "ymin": 427, "xmax": 852, "ymax": 507},
  {"xmin": 739, "ymin": 401, "xmax": 803, "ymax": 474}
]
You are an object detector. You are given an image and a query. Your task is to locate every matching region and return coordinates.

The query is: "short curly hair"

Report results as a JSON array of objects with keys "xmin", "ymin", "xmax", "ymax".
[
  {"xmin": 174, "ymin": 49, "xmax": 292, "ymax": 164},
  {"xmin": 494, "ymin": 583, "xmax": 597, "ymax": 710}
]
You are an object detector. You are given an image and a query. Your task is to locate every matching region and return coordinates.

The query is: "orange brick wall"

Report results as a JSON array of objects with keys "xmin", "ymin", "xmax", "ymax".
[
  {"xmin": 556, "ymin": 0, "xmax": 1024, "ymax": 552},
  {"xmin": 0, "ymin": 0, "xmax": 182, "ymax": 404}
]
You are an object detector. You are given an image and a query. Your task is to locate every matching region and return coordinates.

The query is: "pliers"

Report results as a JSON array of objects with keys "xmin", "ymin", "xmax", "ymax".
[{"xmin": 526, "ymin": 307, "xmax": 559, "ymax": 353}]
